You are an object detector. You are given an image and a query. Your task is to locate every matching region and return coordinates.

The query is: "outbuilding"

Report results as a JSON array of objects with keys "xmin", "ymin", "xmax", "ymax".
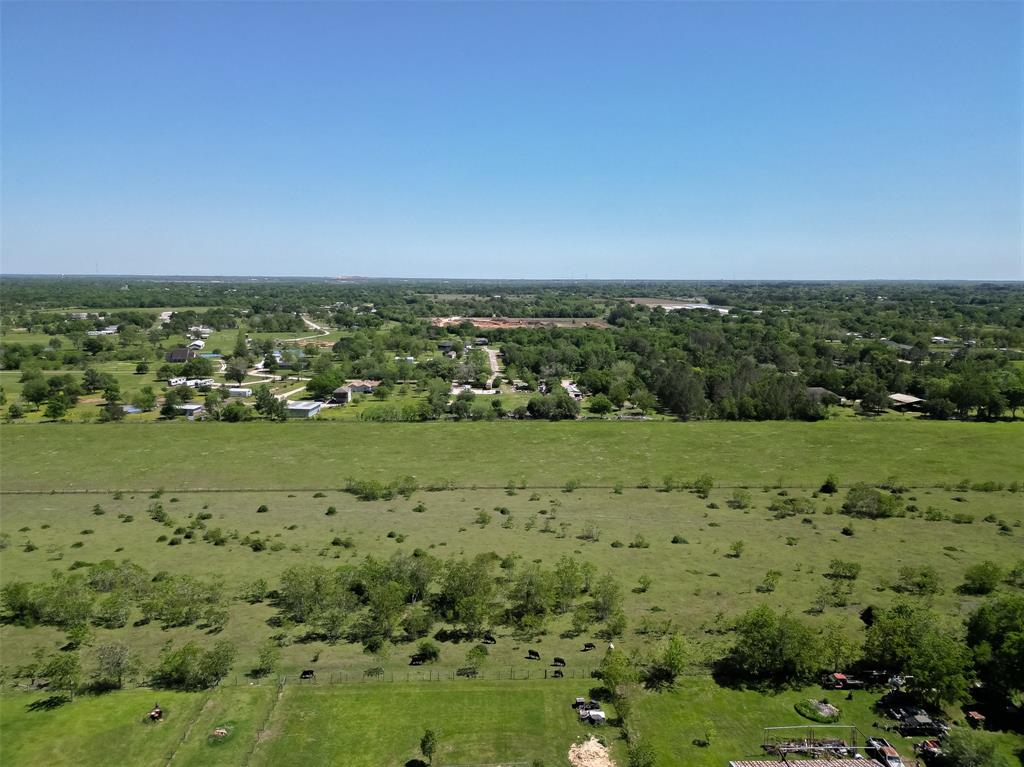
[
  {"xmin": 175, "ymin": 403, "xmax": 205, "ymax": 420},
  {"xmin": 227, "ymin": 387, "xmax": 253, "ymax": 398},
  {"xmin": 888, "ymin": 393, "xmax": 925, "ymax": 412},
  {"xmin": 286, "ymin": 400, "xmax": 322, "ymax": 418}
]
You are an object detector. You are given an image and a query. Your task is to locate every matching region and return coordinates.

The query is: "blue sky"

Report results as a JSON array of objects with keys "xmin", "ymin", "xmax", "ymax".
[{"xmin": 2, "ymin": 1, "xmax": 1021, "ymax": 279}]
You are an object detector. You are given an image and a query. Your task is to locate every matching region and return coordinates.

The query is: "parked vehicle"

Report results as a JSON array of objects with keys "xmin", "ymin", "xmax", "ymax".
[{"xmin": 867, "ymin": 737, "xmax": 905, "ymax": 767}]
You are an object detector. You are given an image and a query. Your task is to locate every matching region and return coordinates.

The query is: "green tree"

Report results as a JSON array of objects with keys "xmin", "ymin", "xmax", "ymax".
[
  {"xmin": 646, "ymin": 634, "xmax": 687, "ymax": 689},
  {"xmin": 41, "ymin": 651, "xmax": 82, "ymax": 699},
  {"xmin": 252, "ymin": 641, "xmax": 280, "ymax": 678},
  {"xmin": 725, "ymin": 605, "xmax": 820, "ymax": 686},
  {"xmin": 420, "ymin": 729, "xmax": 438, "ymax": 765},
  {"xmin": 591, "ymin": 573, "xmax": 623, "ymax": 621},
  {"xmin": 818, "ymin": 618, "xmax": 860, "ymax": 672},
  {"xmin": 841, "ymin": 483, "xmax": 901, "ymax": 519},
  {"xmin": 225, "ymin": 357, "xmax": 248, "ymax": 385},
  {"xmin": 966, "ymin": 595, "xmax": 1024, "ymax": 704},
  {"xmin": 44, "ymin": 392, "xmax": 70, "ymax": 421},
  {"xmin": 94, "ymin": 642, "xmax": 138, "ymax": 689},
  {"xmin": 863, "ymin": 601, "xmax": 970, "ymax": 706},
  {"xmin": 962, "ymin": 561, "xmax": 1003, "ymax": 595},
  {"xmin": 132, "ymin": 386, "xmax": 157, "ymax": 411},
  {"xmin": 22, "ymin": 378, "xmax": 50, "ymax": 407},
  {"xmin": 941, "ymin": 727, "xmax": 1010, "ymax": 767}
]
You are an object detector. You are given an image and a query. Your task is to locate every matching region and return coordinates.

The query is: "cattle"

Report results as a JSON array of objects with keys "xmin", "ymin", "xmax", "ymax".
[
  {"xmin": 483, "ymin": 633, "xmax": 497, "ymax": 644},
  {"xmin": 552, "ymin": 669, "xmax": 564, "ymax": 678},
  {"xmin": 410, "ymin": 654, "xmax": 426, "ymax": 666},
  {"xmin": 582, "ymin": 642, "xmax": 596, "ymax": 652},
  {"xmin": 299, "ymin": 669, "xmax": 316, "ymax": 680},
  {"xmin": 553, "ymin": 656, "xmax": 566, "ymax": 667},
  {"xmin": 527, "ymin": 649, "xmax": 541, "ymax": 660}
]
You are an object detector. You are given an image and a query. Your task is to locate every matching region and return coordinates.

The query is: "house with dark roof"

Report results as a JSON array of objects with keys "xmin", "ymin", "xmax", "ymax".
[{"xmin": 165, "ymin": 347, "xmax": 196, "ymax": 363}]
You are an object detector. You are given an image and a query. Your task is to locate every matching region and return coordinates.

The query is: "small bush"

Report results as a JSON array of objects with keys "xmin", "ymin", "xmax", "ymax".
[{"xmin": 795, "ymin": 698, "xmax": 840, "ymax": 723}]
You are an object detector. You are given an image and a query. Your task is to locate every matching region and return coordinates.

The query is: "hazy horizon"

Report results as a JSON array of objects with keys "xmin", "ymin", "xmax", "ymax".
[{"xmin": 2, "ymin": 2, "xmax": 1022, "ymax": 280}]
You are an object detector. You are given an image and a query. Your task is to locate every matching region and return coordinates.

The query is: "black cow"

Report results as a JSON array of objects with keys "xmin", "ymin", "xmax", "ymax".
[
  {"xmin": 483, "ymin": 633, "xmax": 497, "ymax": 644},
  {"xmin": 300, "ymin": 669, "xmax": 316, "ymax": 680},
  {"xmin": 582, "ymin": 642, "xmax": 596, "ymax": 652},
  {"xmin": 552, "ymin": 669, "xmax": 564, "ymax": 678},
  {"xmin": 553, "ymin": 656, "xmax": 566, "ymax": 667},
  {"xmin": 527, "ymin": 649, "xmax": 541, "ymax": 660},
  {"xmin": 410, "ymin": 654, "xmax": 426, "ymax": 666}
]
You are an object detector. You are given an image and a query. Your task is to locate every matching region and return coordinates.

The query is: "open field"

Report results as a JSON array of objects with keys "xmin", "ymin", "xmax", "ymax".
[
  {"xmin": 1, "ymin": 418, "xmax": 1022, "ymax": 765},
  {"xmin": 2, "ymin": 420, "xmax": 1022, "ymax": 492},
  {"xmin": 1, "ymin": 483, "xmax": 1021, "ymax": 675},
  {"xmin": 2, "ymin": 678, "xmax": 1021, "ymax": 767}
]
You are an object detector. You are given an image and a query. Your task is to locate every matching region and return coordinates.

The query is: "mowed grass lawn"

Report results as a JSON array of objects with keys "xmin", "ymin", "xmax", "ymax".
[
  {"xmin": 2, "ymin": 419, "xmax": 1022, "ymax": 491},
  {"xmin": 2, "ymin": 678, "xmax": 1020, "ymax": 767},
  {"xmin": 0, "ymin": 689, "xmax": 207, "ymax": 767}
]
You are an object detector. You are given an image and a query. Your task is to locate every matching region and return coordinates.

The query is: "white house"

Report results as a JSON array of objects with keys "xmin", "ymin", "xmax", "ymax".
[
  {"xmin": 187, "ymin": 339, "xmax": 206, "ymax": 350},
  {"xmin": 286, "ymin": 400, "xmax": 322, "ymax": 418}
]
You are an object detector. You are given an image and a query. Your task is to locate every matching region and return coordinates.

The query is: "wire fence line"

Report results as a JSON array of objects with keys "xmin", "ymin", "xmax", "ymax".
[
  {"xmin": 223, "ymin": 666, "xmax": 603, "ymax": 687},
  {"xmin": 0, "ymin": 481, "xmax": 969, "ymax": 496}
]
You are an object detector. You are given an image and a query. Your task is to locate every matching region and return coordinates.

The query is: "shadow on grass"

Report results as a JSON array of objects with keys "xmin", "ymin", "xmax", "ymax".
[{"xmin": 27, "ymin": 695, "xmax": 70, "ymax": 712}]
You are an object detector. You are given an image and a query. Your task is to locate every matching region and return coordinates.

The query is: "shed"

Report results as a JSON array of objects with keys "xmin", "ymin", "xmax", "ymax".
[
  {"xmin": 286, "ymin": 400, "xmax": 322, "ymax": 418},
  {"xmin": 888, "ymin": 393, "xmax": 925, "ymax": 411},
  {"xmin": 332, "ymin": 386, "xmax": 351, "ymax": 404},
  {"xmin": 175, "ymin": 403, "xmax": 204, "ymax": 420}
]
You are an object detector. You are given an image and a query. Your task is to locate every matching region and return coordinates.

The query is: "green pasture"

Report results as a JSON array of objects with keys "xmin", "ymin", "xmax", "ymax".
[
  {"xmin": 1, "ymin": 420, "xmax": 1021, "ymax": 491},
  {"xmin": 1, "ymin": 485, "xmax": 1020, "ymax": 677},
  {"xmin": 2, "ymin": 678, "xmax": 1020, "ymax": 767}
]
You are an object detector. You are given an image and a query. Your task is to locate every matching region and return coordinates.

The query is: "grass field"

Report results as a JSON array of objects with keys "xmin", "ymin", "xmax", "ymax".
[
  {"xmin": 2, "ymin": 420, "xmax": 1021, "ymax": 491},
  {"xmin": 1, "ymin": 484, "xmax": 1020, "ymax": 675},
  {"xmin": 1, "ymin": 418, "xmax": 1022, "ymax": 766},
  {"xmin": 2, "ymin": 678, "xmax": 1020, "ymax": 767}
]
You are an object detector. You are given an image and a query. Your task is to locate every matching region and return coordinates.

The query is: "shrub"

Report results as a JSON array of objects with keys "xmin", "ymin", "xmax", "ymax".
[
  {"xmin": 671, "ymin": 535, "xmax": 688, "ymax": 544},
  {"xmin": 961, "ymin": 561, "xmax": 1002, "ymax": 594},
  {"xmin": 841, "ymin": 483, "xmax": 901, "ymax": 519},
  {"xmin": 820, "ymin": 474, "xmax": 839, "ymax": 494},
  {"xmin": 795, "ymin": 698, "xmax": 840, "ymax": 723},
  {"xmin": 416, "ymin": 639, "xmax": 440, "ymax": 663},
  {"xmin": 692, "ymin": 474, "xmax": 714, "ymax": 499},
  {"xmin": 256, "ymin": 504, "xmax": 269, "ymax": 513},
  {"xmin": 825, "ymin": 559, "xmax": 861, "ymax": 580}
]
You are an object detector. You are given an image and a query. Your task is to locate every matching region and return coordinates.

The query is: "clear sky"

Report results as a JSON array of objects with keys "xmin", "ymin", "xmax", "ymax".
[{"xmin": 2, "ymin": 1, "xmax": 1021, "ymax": 280}]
